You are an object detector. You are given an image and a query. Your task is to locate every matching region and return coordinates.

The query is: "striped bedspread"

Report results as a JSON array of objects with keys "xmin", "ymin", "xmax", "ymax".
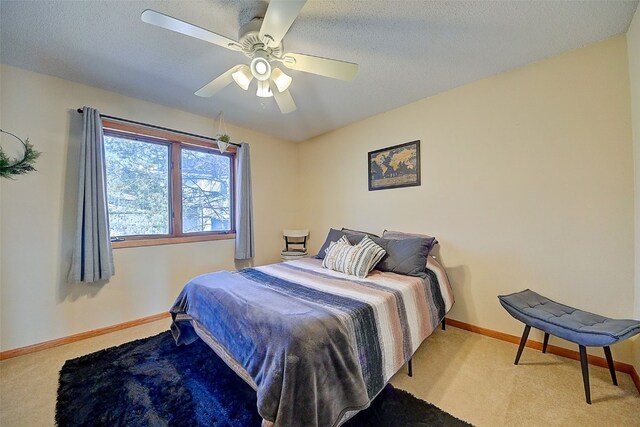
[{"xmin": 170, "ymin": 257, "xmax": 454, "ymax": 427}]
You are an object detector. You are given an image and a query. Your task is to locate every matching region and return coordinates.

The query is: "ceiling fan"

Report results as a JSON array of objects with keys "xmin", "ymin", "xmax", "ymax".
[{"xmin": 141, "ymin": 0, "xmax": 358, "ymax": 114}]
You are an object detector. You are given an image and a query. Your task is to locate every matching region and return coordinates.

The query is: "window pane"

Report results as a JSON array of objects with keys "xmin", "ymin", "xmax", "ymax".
[
  {"xmin": 104, "ymin": 135, "xmax": 170, "ymax": 236},
  {"xmin": 181, "ymin": 148, "xmax": 231, "ymax": 233}
]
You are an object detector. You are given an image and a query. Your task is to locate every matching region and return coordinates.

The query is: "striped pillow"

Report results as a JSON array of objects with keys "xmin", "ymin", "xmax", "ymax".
[{"xmin": 322, "ymin": 235, "xmax": 386, "ymax": 278}]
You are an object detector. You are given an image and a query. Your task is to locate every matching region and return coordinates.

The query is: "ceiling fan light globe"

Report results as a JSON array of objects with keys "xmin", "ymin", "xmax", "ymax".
[
  {"xmin": 256, "ymin": 80, "xmax": 273, "ymax": 98},
  {"xmin": 255, "ymin": 62, "xmax": 267, "ymax": 75},
  {"xmin": 271, "ymin": 68, "xmax": 292, "ymax": 92},
  {"xmin": 231, "ymin": 65, "xmax": 253, "ymax": 90},
  {"xmin": 250, "ymin": 51, "xmax": 272, "ymax": 81},
  {"xmin": 251, "ymin": 58, "xmax": 271, "ymax": 81}
]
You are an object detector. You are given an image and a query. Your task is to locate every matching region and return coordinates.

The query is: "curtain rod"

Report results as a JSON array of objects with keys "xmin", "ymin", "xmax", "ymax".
[{"xmin": 76, "ymin": 108, "xmax": 241, "ymax": 147}]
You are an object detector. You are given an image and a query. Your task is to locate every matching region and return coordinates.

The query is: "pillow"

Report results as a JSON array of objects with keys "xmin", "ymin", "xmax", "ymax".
[
  {"xmin": 322, "ymin": 235, "xmax": 386, "ymax": 278},
  {"xmin": 369, "ymin": 236, "xmax": 432, "ymax": 278},
  {"xmin": 324, "ymin": 235, "xmax": 350, "ymax": 253},
  {"xmin": 341, "ymin": 227, "xmax": 379, "ymax": 238},
  {"xmin": 382, "ymin": 230, "xmax": 438, "ymax": 252},
  {"xmin": 316, "ymin": 228, "xmax": 367, "ymax": 259},
  {"xmin": 321, "ymin": 235, "xmax": 357, "ymax": 271}
]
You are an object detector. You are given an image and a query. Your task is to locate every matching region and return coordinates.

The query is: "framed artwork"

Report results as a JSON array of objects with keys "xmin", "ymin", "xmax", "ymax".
[{"xmin": 368, "ymin": 140, "xmax": 421, "ymax": 191}]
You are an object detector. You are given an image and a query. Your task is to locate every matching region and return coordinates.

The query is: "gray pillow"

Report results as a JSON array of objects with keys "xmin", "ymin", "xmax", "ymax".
[
  {"xmin": 316, "ymin": 228, "xmax": 367, "ymax": 259},
  {"xmin": 370, "ymin": 236, "xmax": 432, "ymax": 278},
  {"xmin": 382, "ymin": 230, "xmax": 438, "ymax": 253},
  {"xmin": 341, "ymin": 227, "xmax": 379, "ymax": 238}
]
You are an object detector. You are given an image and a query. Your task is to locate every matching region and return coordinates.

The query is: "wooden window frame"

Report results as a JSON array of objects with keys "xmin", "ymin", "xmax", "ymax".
[{"xmin": 103, "ymin": 120, "xmax": 236, "ymax": 249}]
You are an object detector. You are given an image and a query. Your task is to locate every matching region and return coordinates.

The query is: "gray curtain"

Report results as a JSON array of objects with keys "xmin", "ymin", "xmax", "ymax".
[
  {"xmin": 68, "ymin": 107, "xmax": 115, "ymax": 283},
  {"xmin": 235, "ymin": 142, "xmax": 254, "ymax": 260}
]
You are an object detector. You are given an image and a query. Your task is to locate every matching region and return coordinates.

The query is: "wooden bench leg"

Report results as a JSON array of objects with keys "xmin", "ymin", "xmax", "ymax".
[
  {"xmin": 579, "ymin": 345, "xmax": 591, "ymax": 404},
  {"xmin": 542, "ymin": 332, "xmax": 549, "ymax": 353},
  {"xmin": 407, "ymin": 358, "xmax": 413, "ymax": 377},
  {"xmin": 603, "ymin": 346, "xmax": 618, "ymax": 386},
  {"xmin": 514, "ymin": 325, "xmax": 531, "ymax": 365}
]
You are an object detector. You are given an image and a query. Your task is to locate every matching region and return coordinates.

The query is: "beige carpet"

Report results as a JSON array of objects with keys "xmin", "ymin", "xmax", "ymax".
[{"xmin": 1, "ymin": 320, "xmax": 638, "ymax": 426}]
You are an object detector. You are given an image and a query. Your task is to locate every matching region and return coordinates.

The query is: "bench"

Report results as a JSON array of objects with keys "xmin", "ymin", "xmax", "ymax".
[{"xmin": 498, "ymin": 289, "xmax": 640, "ymax": 404}]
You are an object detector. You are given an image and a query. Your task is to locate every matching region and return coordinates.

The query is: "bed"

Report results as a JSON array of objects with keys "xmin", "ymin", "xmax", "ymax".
[{"xmin": 170, "ymin": 255, "xmax": 454, "ymax": 427}]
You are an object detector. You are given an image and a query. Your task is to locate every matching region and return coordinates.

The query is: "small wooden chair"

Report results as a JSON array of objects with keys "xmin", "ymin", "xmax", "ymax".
[{"xmin": 281, "ymin": 229, "xmax": 309, "ymax": 261}]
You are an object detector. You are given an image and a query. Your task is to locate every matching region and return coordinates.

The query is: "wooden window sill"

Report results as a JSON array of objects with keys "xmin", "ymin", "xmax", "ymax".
[{"xmin": 112, "ymin": 233, "xmax": 235, "ymax": 249}]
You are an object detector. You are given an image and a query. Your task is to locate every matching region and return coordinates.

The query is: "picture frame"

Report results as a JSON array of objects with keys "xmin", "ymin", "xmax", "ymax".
[{"xmin": 368, "ymin": 140, "xmax": 421, "ymax": 191}]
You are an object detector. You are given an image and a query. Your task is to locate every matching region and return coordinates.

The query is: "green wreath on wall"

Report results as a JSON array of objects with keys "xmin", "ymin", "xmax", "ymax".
[{"xmin": 0, "ymin": 129, "xmax": 41, "ymax": 179}]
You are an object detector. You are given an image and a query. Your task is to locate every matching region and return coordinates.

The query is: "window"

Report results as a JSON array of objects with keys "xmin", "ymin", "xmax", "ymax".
[
  {"xmin": 104, "ymin": 134, "xmax": 170, "ymax": 236},
  {"xmin": 103, "ymin": 120, "xmax": 235, "ymax": 248},
  {"xmin": 181, "ymin": 147, "xmax": 232, "ymax": 233}
]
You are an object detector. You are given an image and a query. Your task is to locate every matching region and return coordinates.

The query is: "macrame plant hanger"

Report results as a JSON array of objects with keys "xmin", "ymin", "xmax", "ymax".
[{"xmin": 215, "ymin": 112, "xmax": 231, "ymax": 154}]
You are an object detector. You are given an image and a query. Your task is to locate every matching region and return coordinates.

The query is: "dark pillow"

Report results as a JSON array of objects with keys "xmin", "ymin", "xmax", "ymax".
[
  {"xmin": 370, "ymin": 236, "xmax": 432, "ymax": 278},
  {"xmin": 382, "ymin": 230, "xmax": 438, "ymax": 253},
  {"xmin": 316, "ymin": 228, "xmax": 367, "ymax": 259},
  {"xmin": 341, "ymin": 227, "xmax": 379, "ymax": 238}
]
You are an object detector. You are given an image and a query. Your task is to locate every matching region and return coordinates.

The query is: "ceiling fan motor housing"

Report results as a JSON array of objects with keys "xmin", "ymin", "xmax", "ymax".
[{"xmin": 238, "ymin": 17, "xmax": 282, "ymax": 61}]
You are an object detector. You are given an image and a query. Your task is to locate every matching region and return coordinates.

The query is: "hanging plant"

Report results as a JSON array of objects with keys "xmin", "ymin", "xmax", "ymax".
[
  {"xmin": 0, "ymin": 129, "xmax": 41, "ymax": 179},
  {"xmin": 216, "ymin": 133, "xmax": 231, "ymax": 143},
  {"xmin": 215, "ymin": 112, "xmax": 232, "ymax": 154}
]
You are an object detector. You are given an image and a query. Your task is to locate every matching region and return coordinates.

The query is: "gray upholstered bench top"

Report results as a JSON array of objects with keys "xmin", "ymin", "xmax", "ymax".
[{"xmin": 498, "ymin": 289, "xmax": 640, "ymax": 347}]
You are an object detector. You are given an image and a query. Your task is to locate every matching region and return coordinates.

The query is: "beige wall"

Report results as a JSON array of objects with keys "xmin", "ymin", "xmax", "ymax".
[
  {"xmin": 299, "ymin": 36, "xmax": 637, "ymax": 364},
  {"xmin": 0, "ymin": 65, "xmax": 300, "ymax": 351},
  {"xmin": 627, "ymin": 6, "xmax": 640, "ymax": 371}
]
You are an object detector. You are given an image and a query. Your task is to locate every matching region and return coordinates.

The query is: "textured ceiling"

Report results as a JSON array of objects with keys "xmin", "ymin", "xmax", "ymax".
[{"xmin": 1, "ymin": 1, "xmax": 638, "ymax": 142}]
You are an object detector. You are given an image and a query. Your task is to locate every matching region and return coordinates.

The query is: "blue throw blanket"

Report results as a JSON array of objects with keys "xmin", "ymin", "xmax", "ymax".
[{"xmin": 170, "ymin": 258, "xmax": 454, "ymax": 426}]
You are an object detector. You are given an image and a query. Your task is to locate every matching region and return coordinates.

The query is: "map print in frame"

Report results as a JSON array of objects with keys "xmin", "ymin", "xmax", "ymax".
[{"xmin": 368, "ymin": 140, "xmax": 421, "ymax": 191}]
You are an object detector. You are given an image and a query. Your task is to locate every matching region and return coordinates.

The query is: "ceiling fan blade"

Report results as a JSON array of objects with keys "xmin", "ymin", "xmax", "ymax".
[
  {"xmin": 282, "ymin": 52, "xmax": 358, "ymax": 81},
  {"xmin": 258, "ymin": 0, "xmax": 307, "ymax": 48},
  {"xmin": 271, "ymin": 83, "xmax": 297, "ymax": 114},
  {"xmin": 141, "ymin": 9, "xmax": 241, "ymax": 51},
  {"xmin": 195, "ymin": 66, "xmax": 239, "ymax": 97}
]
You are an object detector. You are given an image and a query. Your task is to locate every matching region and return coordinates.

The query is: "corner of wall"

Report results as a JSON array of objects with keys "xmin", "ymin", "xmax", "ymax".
[
  {"xmin": 627, "ymin": 4, "xmax": 640, "ymax": 316},
  {"xmin": 626, "ymin": 3, "xmax": 640, "ymax": 372}
]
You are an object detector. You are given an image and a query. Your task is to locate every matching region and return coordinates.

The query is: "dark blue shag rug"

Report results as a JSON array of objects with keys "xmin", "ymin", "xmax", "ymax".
[{"xmin": 56, "ymin": 331, "xmax": 472, "ymax": 426}]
